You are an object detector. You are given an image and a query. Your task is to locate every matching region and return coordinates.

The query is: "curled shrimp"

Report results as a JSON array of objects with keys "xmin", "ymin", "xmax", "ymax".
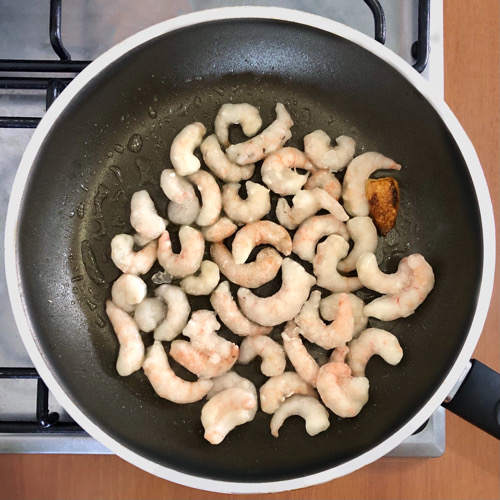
[
  {"xmin": 238, "ymin": 335, "xmax": 286, "ymax": 377},
  {"xmin": 154, "ymin": 284, "xmax": 191, "ymax": 341},
  {"xmin": 347, "ymin": 328, "xmax": 403, "ymax": 377},
  {"xmin": 160, "ymin": 169, "xmax": 200, "ymax": 226},
  {"xmin": 207, "ymin": 371, "xmax": 257, "ymax": 400},
  {"xmin": 188, "ymin": 170, "xmax": 222, "ymax": 226},
  {"xmin": 305, "ymin": 169, "xmax": 342, "ymax": 199},
  {"xmin": 221, "ymin": 181, "xmax": 271, "ymax": 225},
  {"xmin": 226, "ymin": 103, "xmax": 294, "ymax": 165},
  {"xmin": 214, "ymin": 103, "xmax": 262, "ymax": 148},
  {"xmin": 170, "ymin": 122, "xmax": 206, "ymax": 176},
  {"xmin": 180, "ymin": 260, "xmax": 220, "ymax": 296},
  {"xmin": 237, "ymin": 258, "xmax": 316, "ymax": 327},
  {"xmin": 261, "ymin": 147, "xmax": 313, "ymax": 196},
  {"xmin": 130, "ymin": 190, "xmax": 166, "ymax": 241},
  {"xmin": 157, "ymin": 227, "xmax": 204, "ymax": 278},
  {"xmin": 111, "ymin": 273, "xmax": 147, "ymax": 313},
  {"xmin": 133, "ymin": 297, "xmax": 166, "ymax": 333},
  {"xmin": 320, "ymin": 293, "xmax": 368, "ymax": 337},
  {"xmin": 210, "ymin": 281, "xmax": 272, "ymax": 337},
  {"xmin": 304, "ymin": 131, "xmax": 356, "ymax": 171},
  {"xmin": 231, "ymin": 220, "xmax": 292, "ymax": 265},
  {"xmin": 202, "ymin": 217, "xmax": 238, "ymax": 242},
  {"xmin": 111, "ymin": 234, "xmax": 157, "ymax": 275},
  {"xmin": 105, "ymin": 300, "xmax": 144, "ymax": 377},
  {"xmin": 143, "ymin": 341, "xmax": 213, "ymax": 404},
  {"xmin": 342, "ymin": 152, "xmax": 401, "ymax": 217}
]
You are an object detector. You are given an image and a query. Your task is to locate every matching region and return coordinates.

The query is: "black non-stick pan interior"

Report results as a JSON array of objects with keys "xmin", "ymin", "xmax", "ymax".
[{"xmin": 16, "ymin": 19, "xmax": 482, "ymax": 482}]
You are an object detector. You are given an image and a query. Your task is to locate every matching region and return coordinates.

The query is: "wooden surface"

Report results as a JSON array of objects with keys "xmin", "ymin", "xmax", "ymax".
[{"xmin": 1, "ymin": 1, "xmax": 499, "ymax": 498}]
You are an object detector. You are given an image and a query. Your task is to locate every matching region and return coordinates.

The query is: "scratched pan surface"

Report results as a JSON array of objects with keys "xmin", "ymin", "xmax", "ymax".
[{"xmin": 11, "ymin": 15, "xmax": 483, "ymax": 485}]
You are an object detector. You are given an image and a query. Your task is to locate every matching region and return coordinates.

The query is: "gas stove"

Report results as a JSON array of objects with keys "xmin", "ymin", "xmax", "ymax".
[{"xmin": 0, "ymin": 0, "xmax": 445, "ymax": 457}]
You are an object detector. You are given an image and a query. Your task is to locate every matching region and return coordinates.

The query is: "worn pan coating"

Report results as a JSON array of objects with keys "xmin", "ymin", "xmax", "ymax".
[{"xmin": 5, "ymin": 8, "xmax": 494, "ymax": 493}]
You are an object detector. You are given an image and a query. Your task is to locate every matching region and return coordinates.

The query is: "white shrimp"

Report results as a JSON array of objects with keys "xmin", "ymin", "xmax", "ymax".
[
  {"xmin": 105, "ymin": 300, "xmax": 144, "ymax": 377},
  {"xmin": 231, "ymin": 220, "xmax": 292, "ymax": 265},
  {"xmin": 200, "ymin": 134, "xmax": 255, "ymax": 182},
  {"xmin": 226, "ymin": 103, "xmax": 294, "ymax": 164},
  {"xmin": 238, "ymin": 335, "xmax": 286, "ymax": 377},
  {"xmin": 207, "ymin": 371, "xmax": 257, "ymax": 400},
  {"xmin": 180, "ymin": 260, "xmax": 220, "ymax": 296},
  {"xmin": 157, "ymin": 227, "xmax": 204, "ymax": 278},
  {"xmin": 281, "ymin": 321, "xmax": 320, "ymax": 387},
  {"xmin": 295, "ymin": 291, "xmax": 354, "ymax": 350},
  {"xmin": 133, "ymin": 297, "xmax": 166, "ymax": 333},
  {"xmin": 143, "ymin": 341, "xmax": 213, "ymax": 404},
  {"xmin": 188, "ymin": 170, "xmax": 222, "ymax": 226},
  {"xmin": 130, "ymin": 190, "xmax": 166, "ymax": 240},
  {"xmin": 111, "ymin": 273, "xmax": 147, "ymax": 313},
  {"xmin": 270, "ymin": 395, "xmax": 330, "ymax": 437},
  {"xmin": 170, "ymin": 122, "xmax": 206, "ymax": 176},
  {"xmin": 221, "ymin": 181, "xmax": 271, "ymax": 225},
  {"xmin": 316, "ymin": 345, "xmax": 369, "ymax": 418},
  {"xmin": 202, "ymin": 217, "xmax": 238, "ymax": 242},
  {"xmin": 201, "ymin": 387, "xmax": 258, "ymax": 445},
  {"xmin": 276, "ymin": 187, "xmax": 349, "ymax": 230},
  {"xmin": 347, "ymin": 328, "xmax": 403, "ymax": 377},
  {"xmin": 210, "ymin": 281, "xmax": 272, "ymax": 337},
  {"xmin": 237, "ymin": 258, "xmax": 316, "ymax": 327},
  {"xmin": 214, "ymin": 103, "xmax": 262, "ymax": 147},
  {"xmin": 337, "ymin": 217, "xmax": 379, "ymax": 273},
  {"xmin": 320, "ymin": 293, "xmax": 368, "ymax": 337},
  {"xmin": 170, "ymin": 310, "xmax": 239, "ymax": 379},
  {"xmin": 154, "ymin": 284, "xmax": 191, "ymax": 341},
  {"xmin": 110, "ymin": 234, "xmax": 157, "ymax": 275},
  {"xmin": 313, "ymin": 235, "xmax": 363, "ymax": 292},
  {"xmin": 342, "ymin": 152, "xmax": 401, "ymax": 216},
  {"xmin": 292, "ymin": 214, "xmax": 349, "ymax": 262},
  {"xmin": 259, "ymin": 372, "xmax": 317, "ymax": 414},
  {"xmin": 363, "ymin": 254, "xmax": 435, "ymax": 320},
  {"xmin": 304, "ymin": 131, "xmax": 356, "ymax": 171},
  {"xmin": 160, "ymin": 169, "xmax": 200, "ymax": 226},
  {"xmin": 261, "ymin": 147, "xmax": 313, "ymax": 196},
  {"xmin": 210, "ymin": 243, "xmax": 282, "ymax": 288},
  {"xmin": 305, "ymin": 169, "xmax": 342, "ymax": 199}
]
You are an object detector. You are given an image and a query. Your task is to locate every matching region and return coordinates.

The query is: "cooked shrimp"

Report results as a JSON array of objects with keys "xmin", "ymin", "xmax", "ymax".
[
  {"xmin": 170, "ymin": 122, "xmax": 206, "ymax": 176},
  {"xmin": 105, "ymin": 300, "xmax": 144, "ymax": 376},
  {"xmin": 154, "ymin": 284, "xmax": 191, "ymax": 341},
  {"xmin": 214, "ymin": 103, "xmax": 262, "ymax": 147},
  {"xmin": 221, "ymin": 181, "xmax": 271, "ymax": 225},
  {"xmin": 200, "ymin": 134, "xmax": 255, "ymax": 182},
  {"xmin": 111, "ymin": 273, "xmax": 147, "ymax": 313},
  {"xmin": 210, "ymin": 281, "xmax": 272, "ymax": 336},
  {"xmin": 226, "ymin": 103, "xmax": 294, "ymax": 164},
  {"xmin": 337, "ymin": 216, "xmax": 378, "ymax": 273},
  {"xmin": 270, "ymin": 395, "xmax": 330, "ymax": 437},
  {"xmin": 231, "ymin": 220, "xmax": 292, "ymax": 265},
  {"xmin": 210, "ymin": 243, "xmax": 282, "ymax": 288},
  {"xmin": 313, "ymin": 235, "xmax": 363, "ymax": 292},
  {"xmin": 342, "ymin": 152, "xmax": 401, "ymax": 216},
  {"xmin": 238, "ymin": 335, "xmax": 286, "ymax": 377},
  {"xmin": 202, "ymin": 217, "xmax": 238, "ymax": 242},
  {"xmin": 207, "ymin": 371, "xmax": 257, "ymax": 400},
  {"xmin": 110, "ymin": 234, "xmax": 157, "ymax": 275},
  {"xmin": 305, "ymin": 169, "xmax": 342, "ymax": 199},
  {"xmin": 180, "ymin": 260, "xmax": 220, "ymax": 296},
  {"xmin": 363, "ymin": 254, "xmax": 435, "ymax": 320},
  {"xmin": 304, "ymin": 131, "xmax": 356, "ymax": 171},
  {"xmin": 130, "ymin": 190, "xmax": 166, "ymax": 240},
  {"xmin": 237, "ymin": 258, "xmax": 316, "ymax": 327},
  {"xmin": 201, "ymin": 387, "xmax": 258, "ymax": 445},
  {"xmin": 276, "ymin": 187, "xmax": 349, "ymax": 230},
  {"xmin": 157, "ymin": 227, "xmax": 204, "ymax": 278},
  {"xmin": 143, "ymin": 341, "xmax": 213, "ymax": 404},
  {"xmin": 292, "ymin": 214, "xmax": 349, "ymax": 263},
  {"xmin": 281, "ymin": 321, "xmax": 320, "ymax": 387},
  {"xmin": 316, "ymin": 345, "xmax": 369, "ymax": 418},
  {"xmin": 295, "ymin": 291, "xmax": 354, "ymax": 349},
  {"xmin": 347, "ymin": 328, "xmax": 403, "ymax": 376},
  {"xmin": 133, "ymin": 297, "xmax": 166, "ymax": 333},
  {"xmin": 188, "ymin": 170, "xmax": 222, "ymax": 226},
  {"xmin": 320, "ymin": 293, "xmax": 368, "ymax": 337},
  {"xmin": 259, "ymin": 372, "xmax": 317, "ymax": 414},
  {"xmin": 261, "ymin": 147, "xmax": 313, "ymax": 196}
]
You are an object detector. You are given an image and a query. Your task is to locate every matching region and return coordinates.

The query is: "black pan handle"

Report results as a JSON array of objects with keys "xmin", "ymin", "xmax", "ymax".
[{"xmin": 442, "ymin": 359, "xmax": 500, "ymax": 439}]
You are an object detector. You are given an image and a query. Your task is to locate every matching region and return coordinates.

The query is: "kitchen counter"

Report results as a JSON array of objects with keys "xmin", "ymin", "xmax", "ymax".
[{"xmin": 0, "ymin": 0, "xmax": 498, "ymax": 498}]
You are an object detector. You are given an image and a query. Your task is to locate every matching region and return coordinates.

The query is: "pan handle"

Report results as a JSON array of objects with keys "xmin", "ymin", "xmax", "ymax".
[{"xmin": 442, "ymin": 359, "xmax": 500, "ymax": 439}]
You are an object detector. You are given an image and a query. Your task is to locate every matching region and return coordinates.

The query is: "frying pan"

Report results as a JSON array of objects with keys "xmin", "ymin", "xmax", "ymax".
[{"xmin": 4, "ymin": 7, "xmax": 499, "ymax": 494}]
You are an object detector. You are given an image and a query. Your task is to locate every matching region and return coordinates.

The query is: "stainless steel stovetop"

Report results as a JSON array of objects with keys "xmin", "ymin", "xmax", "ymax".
[{"xmin": 0, "ymin": 0, "xmax": 445, "ymax": 457}]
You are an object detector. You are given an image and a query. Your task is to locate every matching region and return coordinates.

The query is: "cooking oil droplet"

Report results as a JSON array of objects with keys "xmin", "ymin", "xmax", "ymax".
[
  {"xmin": 69, "ymin": 210, "xmax": 75, "ymax": 218},
  {"xmin": 86, "ymin": 299, "xmax": 98, "ymax": 311},
  {"xmin": 81, "ymin": 240, "xmax": 105, "ymax": 285},
  {"xmin": 95, "ymin": 313, "xmax": 106, "ymax": 328},
  {"xmin": 93, "ymin": 184, "xmax": 110, "ymax": 216},
  {"xmin": 109, "ymin": 165, "xmax": 123, "ymax": 183},
  {"xmin": 114, "ymin": 144, "xmax": 124, "ymax": 154},
  {"xmin": 193, "ymin": 96, "xmax": 202, "ymax": 108},
  {"xmin": 147, "ymin": 106, "xmax": 157, "ymax": 119},
  {"xmin": 135, "ymin": 158, "xmax": 157, "ymax": 186},
  {"xmin": 106, "ymin": 151, "xmax": 113, "ymax": 158},
  {"xmin": 127, "ymin": 133, "xmax": 143, "ymax": 153},
  {"xmin": 77, "ymin": 202, "xmax": 85, "ymax": 219},
  {"xmin": 214, "ymin": 86, "xmax": 224, "ymax": 96}
]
